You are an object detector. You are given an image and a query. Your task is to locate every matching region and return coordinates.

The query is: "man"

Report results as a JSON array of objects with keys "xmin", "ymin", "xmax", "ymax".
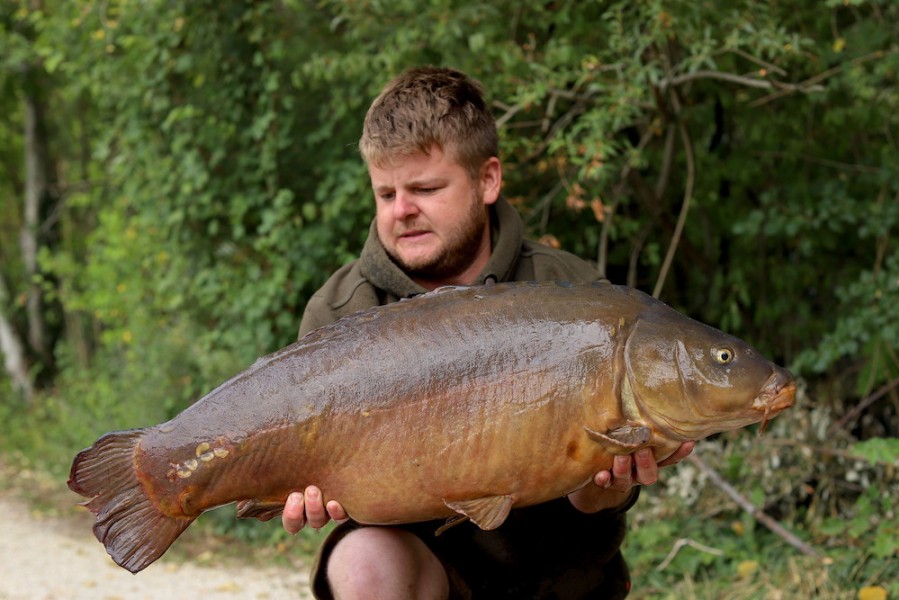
[{"xmin": 283, "ymin": 66, "xmax": 693, "ymax": 599}]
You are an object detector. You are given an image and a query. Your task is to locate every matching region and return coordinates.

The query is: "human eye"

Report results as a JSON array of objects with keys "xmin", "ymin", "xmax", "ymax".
[{"xmin": 415, "ymin": 185, "xmax": 440, "ymax": 195}]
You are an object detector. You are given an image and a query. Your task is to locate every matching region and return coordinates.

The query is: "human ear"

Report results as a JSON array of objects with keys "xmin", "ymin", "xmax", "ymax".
[{"xmin": 480, "ymin": 157, "xmax": 502, "ymax": 205}]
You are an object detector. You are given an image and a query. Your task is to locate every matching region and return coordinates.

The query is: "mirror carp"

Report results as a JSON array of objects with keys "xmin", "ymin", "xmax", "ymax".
[{"xmin": 68, "ymin": 281, "xmax": 796, "ymax": 573}]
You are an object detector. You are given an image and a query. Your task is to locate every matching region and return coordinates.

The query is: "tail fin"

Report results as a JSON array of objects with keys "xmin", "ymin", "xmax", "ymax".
[{"xmin": 68, "ymin": 429, "xmax": 195, "ymax": 573}]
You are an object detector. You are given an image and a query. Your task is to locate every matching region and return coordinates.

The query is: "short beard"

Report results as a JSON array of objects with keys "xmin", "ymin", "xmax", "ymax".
[{"xmin": 389, "ymin": 194, "xmax": 490, "ymax": 283}]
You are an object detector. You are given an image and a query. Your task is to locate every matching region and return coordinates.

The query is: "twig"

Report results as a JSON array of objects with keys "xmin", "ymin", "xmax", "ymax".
[
  {"xmin": 721, "ymin": 47, "xmax": 788, "ymax": 76},
  {"xmin": 597, "ymin": 124, "xmax": 655, "ymax": 278},
  {"xmin": 661, "ymin": 69, "xmax": 813, "ymax": 91},
  {"xmin": 494, "ymin": 101, "xmax": 524, "ymax": 129},
  {"xmin": 597, "ymin": 201, "xmax": 614, "ymax": 279},
  {"xmin": 654, "ymin": 125, "xmax": 677, "ymax": 200},
  {"xmin": 656, "ymin": 537, "xmax": 725, "ymax": 571},
  {"xmin": 750, "ymin": 49, "xmax": 890, "ymax": 108},
  {"xmin": 627, "ymin": 224, "xmax": 651, "ymax": 288},
  {"xmin": 754, "ymin": 151, "xmax": 883, "ymax": 174},
  {"xmin": 652, "ymin": 89, "xmax": 694, "ymax": 299},
  {"xmin": 827, "ymin": 376, "xmax": 899, "ymax": 436},
  {"xmin": 688, "ymin": 453, "xmax": 825, "ymax": 559}
]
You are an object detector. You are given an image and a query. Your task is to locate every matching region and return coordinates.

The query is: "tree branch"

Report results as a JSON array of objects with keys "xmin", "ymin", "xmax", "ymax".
[
  {"xmin": 661, "ymin": 69, "xmax": 824, "ymax": 93},
  {"xmin": 656, "ymin": 537, "xmax": 725, "ymax": 572},
  {"xmin": 750, "ymin": 49, "xmax": 892, "ymax": 108},
  {"xmin": 720, "ymin": 47, "xmax": 788, "ymax": 76},
  {"xmin": 653, "ymin": 89, "xmax": 694, "ymax": 299},
  {"xmin": 688, "ymin": 453, "xmax": 825, "ymax": 559},
  {"xmin": 827, "ymin": 376, "xmax": 899, "ymax": 436}
]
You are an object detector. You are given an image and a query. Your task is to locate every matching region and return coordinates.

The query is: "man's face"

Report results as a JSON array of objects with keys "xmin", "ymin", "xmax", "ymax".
[{"xmin": 370, "ymin": 146, "xmax": 501, "ymax": 287}]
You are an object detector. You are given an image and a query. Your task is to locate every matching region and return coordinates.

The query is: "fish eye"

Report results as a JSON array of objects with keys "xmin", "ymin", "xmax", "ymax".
[{"xmin": 713, "ymin": 347, "xmax": 735, "ymax": 364}]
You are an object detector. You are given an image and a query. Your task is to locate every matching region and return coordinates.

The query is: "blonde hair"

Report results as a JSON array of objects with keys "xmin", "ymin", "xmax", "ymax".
[{"xmin": 359, "ymin": 66, "xmax": 498, "ymax": 181}]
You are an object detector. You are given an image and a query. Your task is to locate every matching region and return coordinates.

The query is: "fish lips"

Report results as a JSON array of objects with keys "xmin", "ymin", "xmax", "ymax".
[{"xmin": 752, "ymin": 371, "xmax": 797, "ymax": 432}]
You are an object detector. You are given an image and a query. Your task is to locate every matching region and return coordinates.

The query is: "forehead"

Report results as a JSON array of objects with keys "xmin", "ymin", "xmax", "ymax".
[{"xmin": 368, "ymin": 146, "xmax": 467, "ymax": 187}]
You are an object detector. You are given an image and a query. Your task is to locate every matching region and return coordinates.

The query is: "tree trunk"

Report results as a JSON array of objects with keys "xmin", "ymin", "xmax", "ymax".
[
  {"xmin": 0, "ymin": 272, "xmax": 34, "ymax": 404},
  {"xmin": 21, "ymin": 67, "xmax": 50, "ymax": 363}
]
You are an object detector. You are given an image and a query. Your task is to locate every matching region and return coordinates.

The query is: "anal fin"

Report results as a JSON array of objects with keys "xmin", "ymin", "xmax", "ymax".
[
  {"xmin": 236, "ymin": 498, "xmax": 286, "ymax": 521},
  {"xmin": 443, "ymin": 494, "xmax": 514, "ymax": 531}
]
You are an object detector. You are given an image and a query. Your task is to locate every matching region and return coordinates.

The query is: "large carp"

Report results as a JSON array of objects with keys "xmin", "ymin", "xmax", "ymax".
[{"xmin": 69, "ymin": 281, "xmax": 795, "ymax": 573}]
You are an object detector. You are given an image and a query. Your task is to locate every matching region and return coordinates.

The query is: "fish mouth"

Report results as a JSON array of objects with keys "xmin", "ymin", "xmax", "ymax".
[{"xmin": 752, "ymin": 371, "xmax": 797, "ymax": 434}]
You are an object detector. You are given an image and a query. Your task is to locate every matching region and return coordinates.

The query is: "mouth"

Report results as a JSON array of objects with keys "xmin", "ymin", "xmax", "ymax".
[
  {"xmin": 396, "ymin": 229, "xmax": 432, "ymax": 242},
  {"xmin": 752, "ymin": 372, "xmax": 797, "ymax": 434}
]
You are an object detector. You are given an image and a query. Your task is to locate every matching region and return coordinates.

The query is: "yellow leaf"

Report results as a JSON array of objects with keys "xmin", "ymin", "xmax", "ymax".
[
  {"xmin": 858, "ymin": 586, "xmax": 888, "ymax": 600},
  {"xmin": 833, "ymin": 37, "xmax": 847, "ymax": 53},
  {"xmin": 538, "ymin": 234, "xmax": 561, "ymax": 249},
  {"xmin": 566, "ymin": 195, "xmax": 585, "ymax": 212},
  {"xmin": 590, "ymin": 198, "xmax": 606, "ymax": 223},
  {"xmin": 737, "ymin": 560, "xmax": 758, "ymax": 579}
]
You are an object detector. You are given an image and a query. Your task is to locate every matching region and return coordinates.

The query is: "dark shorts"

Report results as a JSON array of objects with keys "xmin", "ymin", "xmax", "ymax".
[{"xmin": 310, "ymin": 494, "xmax": 636, "ymax": 600}]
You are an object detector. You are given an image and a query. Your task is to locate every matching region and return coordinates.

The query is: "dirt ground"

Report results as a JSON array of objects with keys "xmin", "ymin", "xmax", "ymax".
[{"xmin": 0, "ymin": 464, "xmax": 315, "ymax": 600}]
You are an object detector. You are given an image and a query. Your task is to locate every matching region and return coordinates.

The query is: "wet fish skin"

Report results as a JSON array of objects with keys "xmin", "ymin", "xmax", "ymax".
[{"xmin": 68, "ymin": 281, "xmax": 796, "ymax": 573}]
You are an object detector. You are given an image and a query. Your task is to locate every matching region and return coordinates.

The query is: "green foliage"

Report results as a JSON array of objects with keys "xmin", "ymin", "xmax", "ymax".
[
  {"xmin": 850, "ymin": 437, "xmax": 899, "ymax": 466},
  {"xmin": 0, "ymin": 0, "xmax": 898, "ymax": 592},
  {"xmin": 626, "ymin": 402, "xmax": 899, "ymax": 597}
]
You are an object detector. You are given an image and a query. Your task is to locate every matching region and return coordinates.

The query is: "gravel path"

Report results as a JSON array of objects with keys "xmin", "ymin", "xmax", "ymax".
[{"xmin": 0, "ymin": 472, "xmax": 315, "ymax": 600}]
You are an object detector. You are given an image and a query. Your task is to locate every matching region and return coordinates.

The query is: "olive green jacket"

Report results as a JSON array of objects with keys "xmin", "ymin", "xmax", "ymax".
[{"xmin": 298, "ymin": 195, "xmax": 600, "ymax": 337}]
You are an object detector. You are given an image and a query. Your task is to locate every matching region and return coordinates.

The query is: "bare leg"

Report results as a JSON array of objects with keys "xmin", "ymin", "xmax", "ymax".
[{"xmin": 326, "ymin": 527, "xmax": 449, "ymax": 600}]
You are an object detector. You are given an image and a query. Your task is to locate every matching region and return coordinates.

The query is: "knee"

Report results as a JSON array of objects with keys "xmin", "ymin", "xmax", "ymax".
[{"xmin": 326, "ymin": 527, "xmax": 448, "ymax": 600}]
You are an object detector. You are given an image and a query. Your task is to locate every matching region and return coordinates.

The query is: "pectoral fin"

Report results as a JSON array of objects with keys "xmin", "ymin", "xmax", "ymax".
[
  {"xmin": 443, "ymin": 494, "xmax": 514, "ymax": 531},
  {"xmin": 235, "ymin": 498, "xmax": 285, "ymax": 521},
  {"xmin": 585, "ymin": 425, "xmax": 651, "ymax": 452}
]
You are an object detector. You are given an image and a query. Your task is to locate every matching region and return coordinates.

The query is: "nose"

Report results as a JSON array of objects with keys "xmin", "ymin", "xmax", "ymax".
[{"xmin": 393, "ymin": 191, "xmax": 419, "ymax": 220}]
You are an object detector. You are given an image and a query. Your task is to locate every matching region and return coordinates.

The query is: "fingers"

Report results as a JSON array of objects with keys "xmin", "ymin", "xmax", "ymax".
[
  {"xmin": 326, "ymin": 499, "xmax": 349, "ymax": 524},
  {"xmin": 282, "ymin": 491, "xmax": 306, "ymax": 534},
  {"xmin": 303, "ymin": 485, "xmax": 329, "ymax": 529},
  {"xmin": 593, "ymin": 469, "xmax": 612, "ymax": 488},
  {"xmin": 593, "ymin": 443, "xmax": 694, "ymax": 495},
  {"xmin": 282, "ymin": 486, "xmax": 339, "ymax": 534},
  {"xmin": 657, "ymin": 441, "xmax": 695, "ymax": 468},
  {"xmin": 599, "ymin": 454, "xmax": 635, "ymax": 492},
  {"xmin": 632, "ymin": 447, "xmax": 659, "ymax": 485},
  {"xmin": 595, "ymin": 447, "xmax": 663, "ymax": 491}
]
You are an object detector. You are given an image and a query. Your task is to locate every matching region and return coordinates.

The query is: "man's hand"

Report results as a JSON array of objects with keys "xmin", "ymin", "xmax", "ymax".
[
  {"xmin": 568, "ymin": 441, "xmax": 695, "ymax": 514},
  {"xmin": 281, "ymin": 486, "xmax": 348, "ymax": 534}
]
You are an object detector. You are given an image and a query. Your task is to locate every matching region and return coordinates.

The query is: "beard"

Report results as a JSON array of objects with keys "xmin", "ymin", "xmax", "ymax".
[{"xmin": 387, "ymin": 194, "xmax": 490, "ymax": 283}]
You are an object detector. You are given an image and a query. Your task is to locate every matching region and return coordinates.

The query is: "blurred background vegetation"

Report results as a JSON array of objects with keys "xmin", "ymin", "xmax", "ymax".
[{"xmin": 1, "ymin": 0, "xmax": 897, "ymax": 597}]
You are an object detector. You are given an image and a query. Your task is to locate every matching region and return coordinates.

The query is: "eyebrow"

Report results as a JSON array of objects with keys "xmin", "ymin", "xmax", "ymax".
[{"xmin": 373, "ymin": 177, "xmax": 446, "ymax": 193}]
